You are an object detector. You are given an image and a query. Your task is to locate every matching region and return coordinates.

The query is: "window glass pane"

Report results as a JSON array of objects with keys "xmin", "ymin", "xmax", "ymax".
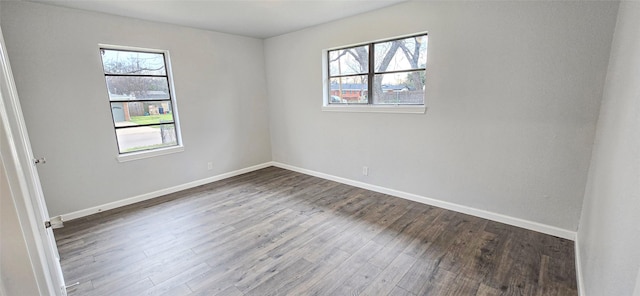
[
  {"xmin": 372, "ymin": 72, "xmax": 425, "ymax": 104},
  {"xmin": 375, "ymin": 35, "xmax": 427, "ymax": 73},
  {"xmin": 116, "ymin": 124, "xmax": 177, "ymax": 153},
  {"xmin": 329, "ymin": 45, "xmax": 369, "ymax": 76},
  {"xmin": 111, "ymin": 101, "xmax": 174, "ymax": 127},
  {"xmin": 329, "ymin": 75, "xmax": 368, "ymax": 104},
  {"xmin": 105, "ymin": 76, "xmax": 169, "ymax": 101},
  {"xmin": 100, "ymin": 49, "xmax": 166, "ymax": 75}
]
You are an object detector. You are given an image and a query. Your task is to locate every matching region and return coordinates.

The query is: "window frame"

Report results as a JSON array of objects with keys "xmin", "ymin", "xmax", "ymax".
[
  {"xmin": 323, "ymin": 32, "xmax": 428, "ymax": 114},
  {"xmin": 99, "ymin": 44, "xmax": 184, "ymax": 162}
]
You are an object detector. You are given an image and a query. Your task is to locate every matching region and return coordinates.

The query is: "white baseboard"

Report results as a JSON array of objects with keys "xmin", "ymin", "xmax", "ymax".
[
  {"xmin": 272, "ymin": 162, "xmax": 577, "ymax": 241},
  {"xmin": 58, "ymin": 162, "xmax": 274, "ymax": 222},
  {"xmin": 574, "ymin": 232, "xmax": 586, "ymax": 295},
  {"xmin": 58, "ymin": 160, "xmax": 577, "ymax": 241}
]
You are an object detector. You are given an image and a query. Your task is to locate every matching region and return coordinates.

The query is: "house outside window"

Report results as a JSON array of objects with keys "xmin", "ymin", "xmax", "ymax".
[
  {"xmin": 325, "ymin": 33, "xmax": 427, "ymax": 113},
  {"xmin": 99, "ymin": 46, "xmax": 183, "ymax": 161}
]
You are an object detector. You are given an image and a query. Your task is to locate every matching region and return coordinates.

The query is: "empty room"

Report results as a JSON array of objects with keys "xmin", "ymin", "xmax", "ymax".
[{"xmin": 0, "ymin": 0, "xmax": 638, "ymax": 295}]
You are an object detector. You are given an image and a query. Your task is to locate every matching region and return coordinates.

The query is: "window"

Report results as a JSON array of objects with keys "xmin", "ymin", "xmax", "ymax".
[
  {"xmin": 99, "ymin": 46, "xmax": 182, "ymax": 160},
  {"xmin": 325, "ymin": 33, "xmax": 427, "ymax": 113}
]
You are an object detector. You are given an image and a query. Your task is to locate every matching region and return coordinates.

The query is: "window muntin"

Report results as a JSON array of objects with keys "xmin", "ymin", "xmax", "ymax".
[
  {"xmin": 100, "ymin": 47, "xmax": 181, "ymax": 155},
  {"xmin": 327, "ymin": 34, "xmax": 427, "ymax": 106},
  {"xmin": 105, "ymin": 76, "xmax": 170, "ymax": 100}
]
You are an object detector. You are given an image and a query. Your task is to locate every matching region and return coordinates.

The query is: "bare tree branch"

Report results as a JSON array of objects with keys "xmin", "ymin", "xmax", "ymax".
[
  {"xmin": 398, "ymin": 38, "xmax": 424, "ymax": 91},
  {"xmin": 329, "ymin": 50, "xmax": 348, "ymax": 63},
  {"xmin": 123, "ymin": 66, "xmax": 165, "ymax": 74}
]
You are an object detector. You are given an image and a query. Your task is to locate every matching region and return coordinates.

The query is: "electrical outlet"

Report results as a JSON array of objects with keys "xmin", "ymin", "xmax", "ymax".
[
  {"xmin": 362, "ymin": 166, "xmax": 369, "ymax": 176},
  {"xmin": 207, "ymin": 162, "xmax": 213, "ymax": 170}
]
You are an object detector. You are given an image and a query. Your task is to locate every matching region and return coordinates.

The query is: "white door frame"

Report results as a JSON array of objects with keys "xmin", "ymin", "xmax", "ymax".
[{"xmin": 0, "ymin": 26, "xmax": 66, "ymax": 295}]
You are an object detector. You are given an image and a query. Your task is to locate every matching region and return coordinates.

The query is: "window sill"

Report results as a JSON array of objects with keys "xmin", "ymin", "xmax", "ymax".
[
  {"xmin": 321, "ymin": 104, "xmax": 426, "ymax": 114},
  {"xmin": 117, "ymin": 145, "xmax": 184, "ymax": 162}
]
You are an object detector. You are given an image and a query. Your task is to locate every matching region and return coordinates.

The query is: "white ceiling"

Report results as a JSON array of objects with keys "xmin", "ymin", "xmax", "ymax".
[{"xmin": 26, "ymin": 0, "xmax": 407, "ymax": 38}]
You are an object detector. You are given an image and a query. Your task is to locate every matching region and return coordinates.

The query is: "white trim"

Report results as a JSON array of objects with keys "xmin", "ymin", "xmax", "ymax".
[
  {"xmin": 271, "ymin": 162, "xmax": 577, "ymax": 241},
  {"xmin": 0, "ymin": 27, "xmax": 64, "ymax": 295},
  {"xmin": 321, "ymin": 104, "xmax": 426, "ymax": 114},
  {"xmin": 60, "ymin": 162, "xmax": 273, "ymax": 221},
  {"xmin": 325, "ymin": 31, "xmax": 430, "ymax": 52},
  {"xmin": 99, "ymin": 44, "xmax": 184, "ymax": 160},
  {"xmin": 321, "ymin": 31, "xmax": 429, "ymax": 114},
  {"xmin": 61, "ymin": 160, "xmax": 578, "ymax": 240},
  {"xmin": 117, "ymin": 145, "xmax": 184, "ymax": 162},
  {"xmin": 574, "ymin": 232, "xmax": 586, "ymax": 295},
  {"xmin": 98, "ymin": 43, "xmax": 167, "ymax": 54}
]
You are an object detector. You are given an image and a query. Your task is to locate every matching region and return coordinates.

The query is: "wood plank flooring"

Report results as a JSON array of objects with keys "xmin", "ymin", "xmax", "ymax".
[{"xmin": 54, "ymin": 167, "xmax": 577, "ymax": 296}]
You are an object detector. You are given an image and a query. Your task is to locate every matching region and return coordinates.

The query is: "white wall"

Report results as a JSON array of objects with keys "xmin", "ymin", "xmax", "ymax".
[
  {"xmin": 0, "ymin": 1, "xmax": 272, "ymax": 216},
  {"xmin": 265, "ymin": 1, "xmax": 618, "ymax": 231},
  {"xmin": 577, "ymin": 2, "xmax": 640, "ymax": 295},
  {"xmin": 3, "ymin": 1, "xmax": 638, "ymax": 294}
]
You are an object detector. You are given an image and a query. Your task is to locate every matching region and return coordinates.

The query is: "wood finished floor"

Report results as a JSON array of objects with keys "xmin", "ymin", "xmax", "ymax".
[{"xmin": 55, "ymin": 167, "xmax": 577, "ymax": 296}]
